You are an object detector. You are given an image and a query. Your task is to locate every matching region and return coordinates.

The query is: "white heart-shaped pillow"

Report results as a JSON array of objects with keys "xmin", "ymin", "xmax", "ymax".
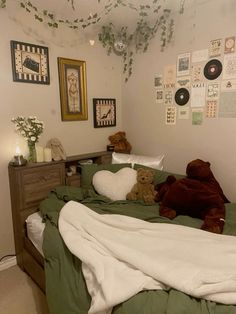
[{"xmin": 92, "ymin": 167, "xmax": 137, "ymax": 201}]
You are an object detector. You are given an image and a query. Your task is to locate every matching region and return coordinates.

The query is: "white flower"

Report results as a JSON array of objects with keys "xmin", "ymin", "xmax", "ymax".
[{"xmin": 30, "ymin": 136, "xmax": 36, "ymax": 142}]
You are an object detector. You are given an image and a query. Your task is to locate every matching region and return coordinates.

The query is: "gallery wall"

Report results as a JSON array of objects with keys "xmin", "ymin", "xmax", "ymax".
[
  {"xmin": 122, "ymin": 0, "xmax": 236, "ymax": 202},
  {"xmin": 0, "ymin": 8, "xmax": 122, "ymax": 258}
]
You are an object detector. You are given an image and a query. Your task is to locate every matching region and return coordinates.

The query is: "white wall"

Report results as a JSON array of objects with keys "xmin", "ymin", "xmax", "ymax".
[
  {"xmin": 0, "ymin": 8, "xmax": 122, "ymax": 257},
  {"xmin": 122, "ymin": 0, "xmax": 236, "ymax": 202}
]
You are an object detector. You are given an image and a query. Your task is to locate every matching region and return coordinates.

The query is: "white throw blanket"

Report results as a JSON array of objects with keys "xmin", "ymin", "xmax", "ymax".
[{"xmin": 59, "ymin": 201, "xmax": 236, "ymax": 314}]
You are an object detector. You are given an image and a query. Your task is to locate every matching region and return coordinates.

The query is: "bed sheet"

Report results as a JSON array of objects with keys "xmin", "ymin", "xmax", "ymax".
[{"xmin": 39, "ymin": 186, "xmax": 236, "ymax": 314}]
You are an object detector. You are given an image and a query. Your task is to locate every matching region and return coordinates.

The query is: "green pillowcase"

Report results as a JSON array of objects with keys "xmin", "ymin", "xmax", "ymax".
[
  {"xmin": 133, "ymin": 163, "xmax": 185, "ymax": 185},
  {"xmin": 80, "ymin": 163, "xmax": 132, "ymax": 190}
]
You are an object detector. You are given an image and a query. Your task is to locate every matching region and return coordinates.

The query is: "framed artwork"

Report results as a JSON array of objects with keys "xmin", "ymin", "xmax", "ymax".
[
  {"xmin": 58, "ymin": 57, "xmax": 88, "ymax": 121},
  {"xmin": 10, "ymin": 40, "xmax": 50, "ymax": 84},
  {"xmin": 93, "ymin": 98, "xmax": 116, "ymax": 128}
]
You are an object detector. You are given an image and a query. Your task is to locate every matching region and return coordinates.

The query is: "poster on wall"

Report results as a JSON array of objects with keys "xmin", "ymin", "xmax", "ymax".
[
  {"xmin": 164, "ymin": 90, "xmax": 173, "ymax": 105},
  {"xmin": 176, "ymin": 76, "xmax": 191, "ymax": 88},
  {"xmin": 219, "ymin": 92, "xmax": 236, "ymax": 118},
  {"xmin": 192, "ymin": 49, "xmax": 208, "ymax": 63},
  {"xmin": 156, "ymin": 90, "xmax": 164, "ymax": 103},
  {"xmin": 191, "ymin": 64, "xmax": 204, "ymax": 82},
  {"xmin": 206, "ymin": 100, "xmax": 218, "ymax": 118},
  {"xmin": 206, "ymin": 83, "xmax": 219, "ymax": 99},
  {"xmin": 209, "ymin": 39, "xmax": 222, "ymax": 57},
  {"xmin": 177, "ymin": 53, "xmax": 191, "ymax": 76},
  {"xmin": 165, "ymin": 107, "xmax": 176, "ymax": 125},
  {"xmin": 224, "ymin": 36, "xmax": 235, "ymax": 54},
  {"xmin": 163, "ymin": 65, "xmax": 176, "ymax": 88},
  {"xmin": 178, "ymin": 107, "xmax": 189, "ymax": 119},
  {"xmin": 221, "ymin": 79, "xmax": 236, "ymax": 91},
  {"xmin": 192, "ymin": 109, "xmax": 204, "ymax": 125},
  {"xmin": 154, "ymin": 74, "xmax": 163, "ymax": 88},
  {"xmin": 223, "ymin": 53, "xmax": 236, "ymax": 79},
  {"xmin": 191, "ymin": 83, "xmax": 206, "ymax": 107}
]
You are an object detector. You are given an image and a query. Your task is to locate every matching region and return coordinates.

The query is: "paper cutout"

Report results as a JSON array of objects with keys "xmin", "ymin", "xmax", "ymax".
[
  {"xmin": 178, "ymin": 107, "xmax": 189, "ymax": 119},
  {"xmin": 156, "ymin": 90, "xmax": 164, "ymax": 104},
  {"xmin": 221, "ymin": 79, "xmax": 236, "ymax": 91},
  {"xmin": 166, "ymin": 107, "xmax": 176, "ymax": 125},
  {"xmin": 224, "ymin": 36, "xmax": 235, "ymax": 54},
  {"xmin": 206, "ymin": 100, "xmax": 217, "ymax": 118},
  {"xmin": 192, "ymin": 109, "xmax": 204, "ymax": 125},
  {"xmin": 223, "ymin": 53, "xmax": 236, "ymax": 79},
  {"xmin": 164, "ymin": 90, "xmax": 173, "ymax": 105},
  {"xmin": 154, "ymin": 75, "xmax": 163, "ymax": 88},
  {"xmin": 219, "ymin": 92, "xmax": 236, "ymax": 118},
  {"xmin": 206, "ymin": 83, "xmax": 219, "ymax": 99},
  {"xmin": 209, "ymin": 39, "xmax": 222, "ymax": 57},
  {"xmin": 191, "ymin": 83, "xmax": 206, "ymax": 107},
  {"xmin": 163, "ymin": 65, "xmax": 176, "ymax": 89},
  {"xmin": 192, "ymin": 49, "xmax": 208, "ymax": 63}
]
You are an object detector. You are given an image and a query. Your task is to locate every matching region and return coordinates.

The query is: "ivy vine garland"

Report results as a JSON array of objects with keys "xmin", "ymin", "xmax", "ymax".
[{"xmin": 1, "ymin": 0, "xmax": 184, "ymax": 81}]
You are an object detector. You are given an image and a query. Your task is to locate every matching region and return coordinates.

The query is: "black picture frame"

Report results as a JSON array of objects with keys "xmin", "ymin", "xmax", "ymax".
[
  {"xmin": 93, "ymin": 98, "xmax": 116, "ymax": 128},
  {"xmin": 10, "ymin": 40, "xmax": 50, "ymax": 84}
]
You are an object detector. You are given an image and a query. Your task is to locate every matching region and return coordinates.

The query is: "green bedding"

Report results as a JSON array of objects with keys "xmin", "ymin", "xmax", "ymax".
[{"xmin": 40, "ymin": 186, "xmax": 236, "ymax": 314}]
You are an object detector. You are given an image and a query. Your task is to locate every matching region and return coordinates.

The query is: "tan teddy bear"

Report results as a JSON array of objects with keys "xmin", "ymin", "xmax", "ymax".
[
  {"xmin": 126, "ymin": 168, "xmax": 157, "ymax": 204},
  {"xmin": 108, "ymin": 131, "xmax": 132, "ymax": 154}
]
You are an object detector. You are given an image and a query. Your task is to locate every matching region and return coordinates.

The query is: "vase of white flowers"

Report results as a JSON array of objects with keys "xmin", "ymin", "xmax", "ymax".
[{"xmin": 11, "ymin": 116, "xmax": 44, "ymax": 162}]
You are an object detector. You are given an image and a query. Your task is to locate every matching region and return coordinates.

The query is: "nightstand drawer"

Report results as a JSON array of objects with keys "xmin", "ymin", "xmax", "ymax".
[{"xmin": 20, "ymin": 164, "xmax": 65, "ymax": 208}]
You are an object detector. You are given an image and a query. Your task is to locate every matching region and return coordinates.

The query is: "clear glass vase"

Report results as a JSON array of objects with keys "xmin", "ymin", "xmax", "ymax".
[{"xmin": 27, "ymin": 141, "xmax": 36, "ymax": 163}]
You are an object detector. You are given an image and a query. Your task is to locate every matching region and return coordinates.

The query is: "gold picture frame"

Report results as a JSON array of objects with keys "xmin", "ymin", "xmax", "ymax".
[{"xmin": 58, "ymin": 57, "xmax": 88, "ymax": 121}]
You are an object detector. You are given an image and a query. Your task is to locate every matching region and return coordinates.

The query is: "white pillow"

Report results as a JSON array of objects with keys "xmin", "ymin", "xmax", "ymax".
[
  {"xmin": 92, "ymin": 167, "xmax": 137, "ymax": 201},
  {"xmin": 112, "ymin": 152, "xmax": 164, "ymax": 170}
]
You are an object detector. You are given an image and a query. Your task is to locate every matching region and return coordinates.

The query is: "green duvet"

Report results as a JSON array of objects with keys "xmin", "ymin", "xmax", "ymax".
[{"xmin": 40, "ymin": 186, "xmax": 236, "ymax": 314}]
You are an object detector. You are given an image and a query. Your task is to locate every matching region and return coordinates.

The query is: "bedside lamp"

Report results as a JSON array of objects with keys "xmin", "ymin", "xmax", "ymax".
[{"xmin": 12, "ymin": 145, "xmax": 27, "ymax": 166}]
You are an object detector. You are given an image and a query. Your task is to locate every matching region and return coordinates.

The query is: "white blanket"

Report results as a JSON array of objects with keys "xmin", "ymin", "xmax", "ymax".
[{"xmin": 59, "ymin": 201, "xmax": 236, "ymax": 314}]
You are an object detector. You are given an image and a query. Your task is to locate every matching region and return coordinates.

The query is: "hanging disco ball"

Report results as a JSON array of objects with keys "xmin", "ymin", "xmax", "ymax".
[{"xmin": 113, "ymin": 39, "xmax": 127, "ymax": 54}]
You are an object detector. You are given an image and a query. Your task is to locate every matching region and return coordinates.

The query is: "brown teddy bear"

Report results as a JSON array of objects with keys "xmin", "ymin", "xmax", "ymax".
[
  {"xmin": 108, "ymin": 131, "xmax": 132, "ymax": 154},
  {"xmin": 155, "ymin": 159, "xmax": 229, "ymax": 234},
  {"xmin": 126, "ymin": 168, "xmax": 157, "ymax": 204}
]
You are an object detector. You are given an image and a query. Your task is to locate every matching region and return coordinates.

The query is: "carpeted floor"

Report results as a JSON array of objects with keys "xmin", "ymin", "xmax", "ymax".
[{"xmin": 0, "ymin": 265, "xmax": 49, "ymax": 314}]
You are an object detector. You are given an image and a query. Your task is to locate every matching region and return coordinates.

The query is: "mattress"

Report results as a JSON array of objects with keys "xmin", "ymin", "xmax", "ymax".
[{"xmin": 26, "ymin": 212, "xmax": 45, "ymax": 256}]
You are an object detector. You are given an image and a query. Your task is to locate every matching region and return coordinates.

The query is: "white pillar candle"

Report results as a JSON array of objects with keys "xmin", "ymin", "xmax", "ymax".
[
  {"xmin": 44, "ymin": 148, "xmax": 52, "ymax": 162},
  {"xmin": 36, "ymin": 146, "xmax": 44, "ymax": 162}
]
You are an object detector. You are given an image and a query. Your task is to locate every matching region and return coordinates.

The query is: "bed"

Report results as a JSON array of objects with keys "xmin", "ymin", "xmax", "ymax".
[{"xmin": 9, "ymin": 154, "xmax": 236, "ymax": 314}]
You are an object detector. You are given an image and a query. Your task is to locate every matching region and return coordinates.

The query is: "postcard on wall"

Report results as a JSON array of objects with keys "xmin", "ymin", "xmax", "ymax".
[
  {"xmin": 166, "ymin": 106, "xmax": 176, "ymax": 125},
  {"xmin": 206, "ymin": 100, "xmax": 217, "ymax": 118},
  {"xmin": 221, "ymin": 79, "xmax": 236, "ymax": 91},
  {"xmin": 177, "ymin": 53, "xmax": 191, "ymax": 76},
  {"xmin": 176, "ymin": 76, "xmax": 191, "ymax": 88},
  {"xmin": 219, "ymin": 92, "xmax": 236, "ymax": 118},
  {"xmin": 192, "ymin": 49, "xmax": 208, "ymax": 63},
  {"xmin": 224, "ymin": 36, "xmax": 235, "ymax": 54},
  {"xmin": 164, "ymin": 90, "xmax": 173, "ymax": 105},
  {"xmin": 223, "ymin": 53, "xmax": 236, "ymax": 79},
  {"xmin": 192, "ymin": 109, "xmax": 204, "ymax": 125},
  {"xmin": 178, "ymin": 107, "xmax": 189, "ymax": 119},
  {"xmin": 154, "ymin": 74, "xmax": 163, "ymax": 88},
  {"xmin": 163, "ymin": 65, "xmax": 176, "ymax": 88},
  {"xmin": 156, "ymin": 90, "xmax": 164, "ymax": 104},
  {"xmin": 191, "ymin": 83, "xmax": 206, "ymax": 107},
  {"xmin": 191, "ymin": 64, "xmax": 204, "ymax": 83},
  {"xmin": 209, "ymin": 38, "xmax": 222, "ymax": 57},
  {"xmin": 206, "ymin": 82, "xmax": 219, "ymax": 99}
]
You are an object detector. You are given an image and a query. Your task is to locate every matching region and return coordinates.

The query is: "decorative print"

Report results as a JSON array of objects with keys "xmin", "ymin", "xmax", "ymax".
[
  {"xmin": 163, "ymin": 65, "xmax": 176, "ymax": 89},
  {"xmin": 191, "ymin": 83, "xmax": 206, "ymax": 107},
  {"xmin": 209, "ymin": 39, "xmax": 222, "ymax": 57},
  {"xmin": 206, "ymin": 100, "xmax": 217, "ymax": 118},
  {"xmin": 156, "ymin": 90, "xmax": 164, "ymax": 104},
  {"xmin": 154, "ymin": 75, "xmax": 163, "ymax": 88},
  {"xmin": 176, "ymin": 76, "xmax": 191, "ymax": 88},
  {"xmin": 224, "ymin": 36, "xmax": 235, "ymax": 54},
  {"xmin": 206, "ymin": 83, "xmax": 219, "ymax": 99},
  {"xmin": 58, "ymin": 57, "xmax": 88, "ymax": 121},
  {"xmin": 164, "ymin": 90, "xmax": 173, "ymax": 105},
  {"xmin": 165, "ymin": 106, "xmax": 176, "ymax": 125},
  {"xmin": 221, "ymin": 79, "xmax": 236, "ymax": 91},
  {"xmin": 192, "ymin": 109, "xmax": 204, "ymax": 125},
  {"xmin": 93, "ymin": 98, "xmax": 116, "ymax": 128},
  {"xmin": 10, "ymin": 40, "xmax": 50, "ymax": 84},
  {"xmin": 192, "ymin": 49, "xmax": 208, "ymax": 63},
  {"xmin": 178, "ymin": 107, "xmax": 189, "ymax": 119},
  {"xmin": 223, "ymin": 53, "xmax": 236, "ymax": 79},
  {"xmin": 219, "ymin": 92, "xmax": 236, "ymax": 118},
  {"xmin": 191, "ymin": 64, "xmax": 204, "ymax": 82},
  {"xmin": 177, "ymin": 52, "xmax": 191, "ymax": 77}
]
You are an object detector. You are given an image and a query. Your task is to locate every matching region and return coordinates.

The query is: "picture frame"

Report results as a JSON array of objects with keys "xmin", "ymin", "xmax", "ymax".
[
  {"xmin": 58, "ymin": 57, "xmax": 88, "ymax": 121},
  {"xmin": 10, "ymin": 40, "xmax": 50, "ymax": 84},
  {"xmin": 93, "ymin": 98, "xmax": 116, "ymax": 128}
]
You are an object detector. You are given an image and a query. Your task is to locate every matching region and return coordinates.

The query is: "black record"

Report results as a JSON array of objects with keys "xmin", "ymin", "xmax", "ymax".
[
  {"xmin": 175, "ymin": 88, "xmax": 190, "ymax": 106},
  {"xmin": 204, "ymin": 59, "xmax": 222, "ymax": 80}
]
